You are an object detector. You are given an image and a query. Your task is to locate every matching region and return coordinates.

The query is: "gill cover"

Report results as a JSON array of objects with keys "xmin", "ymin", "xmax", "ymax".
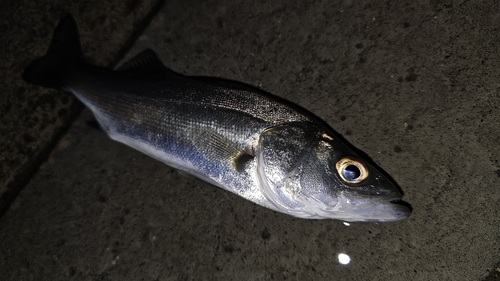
[{"xmin": 256, "ymin": 122, "xmax": 339, "ymax": 218}]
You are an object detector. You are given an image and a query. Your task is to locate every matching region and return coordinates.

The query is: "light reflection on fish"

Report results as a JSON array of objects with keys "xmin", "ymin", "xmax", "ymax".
[{"xmin": 23, "ymin": 15, "xmax": 411, "ymax": 222}]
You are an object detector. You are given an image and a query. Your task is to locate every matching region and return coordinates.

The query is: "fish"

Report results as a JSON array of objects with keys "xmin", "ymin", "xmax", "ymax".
[{"xmin": 23, "ymin": 14, "xmax": 411, "ymax": 222}]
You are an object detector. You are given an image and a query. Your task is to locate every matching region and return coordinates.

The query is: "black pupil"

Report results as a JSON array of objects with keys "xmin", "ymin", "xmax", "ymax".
[{"xmin": 343, "ymin": 165, "xmax": 361, "ymax": 181}]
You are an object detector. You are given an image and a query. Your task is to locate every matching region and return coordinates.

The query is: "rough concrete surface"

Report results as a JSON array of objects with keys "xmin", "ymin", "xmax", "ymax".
[
  {"xmin": 1, "ymin": 0, "xmax": 500, "ymax": 280},
  {"xmin": 0, "ymin": 0, "xmax": 164, "ymax": 215}
]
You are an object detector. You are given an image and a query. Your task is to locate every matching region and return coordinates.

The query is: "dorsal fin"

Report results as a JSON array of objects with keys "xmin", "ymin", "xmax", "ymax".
[
  {"xmin": 117, "ymin": 49, "xmax": 175, "ymax": 74},
  {"xmin": 193, "ymin": 76, "xmax": 268, "ymax": 94}
]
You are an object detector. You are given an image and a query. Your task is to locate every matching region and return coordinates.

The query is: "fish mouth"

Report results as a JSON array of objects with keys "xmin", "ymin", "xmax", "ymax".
[
  {"xmin": 389, "ymin": 199, "xmax": 412, "ymax": 209},
  {"xmin": 383, "ymin": 200, "xmax": 412, "ymax": 221},
  {"xmin": 312, "ymin": 194, "xmax": 412, "ymax": 222},
  {"xmin": 264, "ymin": 193, "xmax": 413, "ymax": 222},
  {"xmin": 362, "ymin": 198, "xmax": 412, "ymax": 222}
]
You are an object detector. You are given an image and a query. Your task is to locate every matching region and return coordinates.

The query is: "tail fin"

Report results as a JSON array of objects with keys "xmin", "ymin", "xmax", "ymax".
[{"xmin": 23, "ymin": 14, "xmax": 84, "ymax": 89}]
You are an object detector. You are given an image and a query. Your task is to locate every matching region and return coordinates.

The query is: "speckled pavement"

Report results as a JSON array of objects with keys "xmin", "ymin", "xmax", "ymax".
[{"xmin": 1, "ymin": 0, "xmax": 499, "ymax": 280}]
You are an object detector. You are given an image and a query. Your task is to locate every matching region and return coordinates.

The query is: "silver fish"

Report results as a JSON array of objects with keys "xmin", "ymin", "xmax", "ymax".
[{"xmin": 23, "ymin": 15, "xmax": 411, "ymax": 222}]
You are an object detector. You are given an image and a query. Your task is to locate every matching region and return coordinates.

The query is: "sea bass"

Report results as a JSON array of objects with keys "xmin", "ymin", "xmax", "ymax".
[{"xmin": 23, "ymin": 15, "xmax": 411, "ymax": 222}]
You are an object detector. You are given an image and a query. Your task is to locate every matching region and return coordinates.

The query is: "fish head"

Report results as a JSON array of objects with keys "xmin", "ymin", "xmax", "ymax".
[{"xmin": 256, "ymin": 122, "xmax": 411, "ymax": 222}]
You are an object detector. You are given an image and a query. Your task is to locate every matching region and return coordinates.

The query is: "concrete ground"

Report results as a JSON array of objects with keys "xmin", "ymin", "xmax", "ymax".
[{"xmin": 1, "ymin": 0, "xmax": 499, "ymax": 280}]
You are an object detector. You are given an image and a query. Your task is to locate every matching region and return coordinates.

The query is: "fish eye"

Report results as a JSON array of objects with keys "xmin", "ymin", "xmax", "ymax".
[
  {"xmin": 343, "ymin": 165, "xmax": 360, "ymax": 180},
  {"xmin": 336, "ymin": 157, "xmax": 368, "ymax": 184}
]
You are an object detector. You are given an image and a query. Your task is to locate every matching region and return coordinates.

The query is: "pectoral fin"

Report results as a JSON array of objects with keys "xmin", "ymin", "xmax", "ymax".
[{"xmin": 194, "ymin": 128, "xmax": 253, "ymax": 172}]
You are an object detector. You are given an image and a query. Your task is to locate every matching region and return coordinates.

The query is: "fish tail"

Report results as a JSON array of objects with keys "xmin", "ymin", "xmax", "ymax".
[{"xmin": 23, "ymin": 14, "xmax": 84, "ymax": 89}]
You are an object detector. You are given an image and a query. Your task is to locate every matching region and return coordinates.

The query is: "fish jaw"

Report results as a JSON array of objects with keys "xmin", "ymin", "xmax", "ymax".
[
  {"xmin": 256, "ymin": 179, "xmax": 411, "ymax": 221},
  {"xmin": 318, "ymin": 193, "xmax": 412, "ymax": 222}
]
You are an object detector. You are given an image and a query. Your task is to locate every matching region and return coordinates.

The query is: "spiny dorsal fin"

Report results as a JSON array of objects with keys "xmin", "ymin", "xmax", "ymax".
[{"xmin": 117, "ymin": 49, "xmax": 176, "ymax": 74}]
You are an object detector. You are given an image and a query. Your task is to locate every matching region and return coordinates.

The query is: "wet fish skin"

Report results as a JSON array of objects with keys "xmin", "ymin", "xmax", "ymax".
[{"xmin": 23, "ymin": 14, "xmax": 411, "ymax": 222}]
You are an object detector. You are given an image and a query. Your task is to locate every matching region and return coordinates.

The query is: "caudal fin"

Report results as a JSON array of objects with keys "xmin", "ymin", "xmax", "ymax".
[{"xmin": 23, "ymin": 14, "xmax": 84, "ymax": 89}]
